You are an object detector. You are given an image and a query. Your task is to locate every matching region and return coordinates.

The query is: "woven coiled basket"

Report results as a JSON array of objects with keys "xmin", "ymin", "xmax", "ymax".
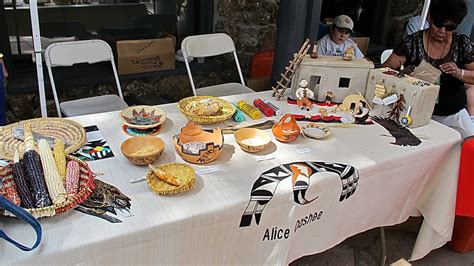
[
  {"xmin": 0, "ymin": 156, "xmax": 95, "ymax": 218},
  {"xmin": 178, "ymin": 96, "xmax": 236, "ymax": 124},
  {"xmin": 0, "ymin": 118, "xmax": 86, "ymax": 161}
]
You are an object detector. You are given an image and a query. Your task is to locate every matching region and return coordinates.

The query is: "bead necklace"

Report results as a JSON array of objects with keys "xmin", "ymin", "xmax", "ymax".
[{"xmin": 426, "ymin": 32, "xmax": 448, "ymax": 66}]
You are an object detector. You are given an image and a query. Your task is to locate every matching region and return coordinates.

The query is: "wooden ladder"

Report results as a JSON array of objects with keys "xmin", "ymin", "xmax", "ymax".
[{"xmin": 272, "ymin": 39, "xmax": 312, "ymax": 100}]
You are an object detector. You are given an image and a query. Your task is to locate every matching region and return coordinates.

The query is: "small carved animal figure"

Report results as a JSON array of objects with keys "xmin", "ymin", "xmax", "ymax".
[{"xmin": 325, "ymin": 91, "xmax": 335, "ymax": 104}]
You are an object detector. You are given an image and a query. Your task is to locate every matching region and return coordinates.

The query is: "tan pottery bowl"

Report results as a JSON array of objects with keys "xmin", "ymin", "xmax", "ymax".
[
  {"xmin": 234, "ymin": 128, "xmax": 271, "ymax": 153},
  {"xmin": 121, "ymin": 136, "xmax": 165, "ymax": 165}
]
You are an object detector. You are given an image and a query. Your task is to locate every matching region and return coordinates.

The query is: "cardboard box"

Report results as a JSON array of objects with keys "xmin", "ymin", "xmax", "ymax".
[
  {"xmin": 352, "ymin": 37, "xmax": 369, "ymax": 55},
  {"xmin": 115, "ymin": 37, "xmax": 175, "ymax": 75}
]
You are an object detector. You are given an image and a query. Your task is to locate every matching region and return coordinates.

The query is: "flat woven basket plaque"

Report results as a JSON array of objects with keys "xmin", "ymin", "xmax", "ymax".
[
  {"xmin": 178, "ymin": 96, "xmax": 236, "ymax": 124},
  {"xmin": 0, "ymin": 155, "xmax": 95, "ymax": 218},
  {"xmin": 0, "ymin": 118, "xmax": 86, "ymax": 161},
  {"xmin": 146, "ymin": 163, "xmax": 196, "ymax": 195}
]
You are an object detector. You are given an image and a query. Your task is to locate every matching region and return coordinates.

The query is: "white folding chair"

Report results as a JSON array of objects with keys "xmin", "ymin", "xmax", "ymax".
[
  {"xmin": 44, "ymin": 39, "xmax": 128, "ymax": 117},
  {"xmin": 181, "ymin": 33, "xmax": 255, "ymax": 97},
  {"xmin": 380, "ymin": 49, "xmax": 394, "ymax": 64}
]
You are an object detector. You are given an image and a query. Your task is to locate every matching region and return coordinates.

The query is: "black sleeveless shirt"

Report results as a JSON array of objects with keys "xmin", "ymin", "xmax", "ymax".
[{"xmin": 393, "ymin": 31, "xmax": 474, "ymax": 116}]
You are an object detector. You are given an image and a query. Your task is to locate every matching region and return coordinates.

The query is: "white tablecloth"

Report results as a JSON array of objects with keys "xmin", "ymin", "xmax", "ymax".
[{"xmin": 0, "ymin": 91, "xmax": 461, "ymax": 264}]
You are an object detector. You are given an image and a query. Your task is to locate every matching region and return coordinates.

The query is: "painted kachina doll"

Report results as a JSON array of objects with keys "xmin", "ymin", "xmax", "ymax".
[
  {"xmin": 387, "ymin": 91, "xmax": 406, "ymax": 121},
  {"xmin": 310, "ymin": 42, "xmax": 319, "ymax": 59},
  {"xmin": 295, "ymin": 79, "xmax": 314, "ymax": 111},
  {"xmin": 343, "ymin": 45, "xmax": 355, "ymax": 61},
  {"xmin": 372, "ymin": 79, "xmax": 387, "ymax": 104},
  {"xmin": 324, "ymin": 91, "xmax": 335, "ymax": 104},
  {"xmin": 396, "ymin": 63, "xmax": 415, "ymax": 78},
  {"xmin": 353, "ymin": 100, "xmax": 373, "ymax": 124}
]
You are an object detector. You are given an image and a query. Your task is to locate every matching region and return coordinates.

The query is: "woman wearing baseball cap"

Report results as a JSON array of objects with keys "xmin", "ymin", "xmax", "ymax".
[{"xmin": 317, "ymin": 15, "xmax": 364, "ymax": 58}]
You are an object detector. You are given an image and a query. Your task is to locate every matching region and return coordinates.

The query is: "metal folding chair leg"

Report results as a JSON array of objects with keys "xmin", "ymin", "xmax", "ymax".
[{"xmin": 380, "ymin": 227, "xmax": 387, "ymax": 266}]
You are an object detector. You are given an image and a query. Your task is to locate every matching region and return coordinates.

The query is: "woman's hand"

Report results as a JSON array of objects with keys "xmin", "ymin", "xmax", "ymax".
[{"xmin": 439, "ymin": 62, "xmax": 463, "ymax": 79}]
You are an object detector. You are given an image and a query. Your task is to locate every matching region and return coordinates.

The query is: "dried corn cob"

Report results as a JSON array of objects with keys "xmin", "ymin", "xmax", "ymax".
[
  {"xmin": 0, "ymin": 168, "xmax": 21, "ymax": 206},
  {"xmin": 65, "ymin": 160, "xmax": 80, "ymax": 194},
  {"xmin": 23, "ymin": 123, "xmax": 52, "ymax": 208},
  {"xmin": 11, "ymin": 150, "xmax": 34, "ymax": 208},
  {"xmin": 53, "ymin": 138, "xmax": 67, "ymax": 183},
  {"xmin": 38, "ymin": 139, "xmax": 67, "ymax": 205},
  {"xmin": 148, "ymin": 164, "xmax": 182, "ymax": 186}
]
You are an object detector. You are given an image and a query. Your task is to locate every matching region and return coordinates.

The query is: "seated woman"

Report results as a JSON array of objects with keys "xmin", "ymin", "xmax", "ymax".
[
  {"xmin": 317, "ymin": 15, "xmax": 364, "ymax": 58},
  {"xmin": 383, "ymin": 0, "xmax": 474, "ymax": 139}
]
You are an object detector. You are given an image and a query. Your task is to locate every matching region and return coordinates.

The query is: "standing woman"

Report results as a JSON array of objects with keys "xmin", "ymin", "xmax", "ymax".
[{"xmin": 384, "ymin": 0, "xmax": 474, "ymax": 139}]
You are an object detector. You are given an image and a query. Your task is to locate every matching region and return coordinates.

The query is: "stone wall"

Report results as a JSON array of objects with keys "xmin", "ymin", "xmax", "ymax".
[
  {"xmin": 215, "ymin": 0, "xmax": 277, "ymax": 78},
  {"xmin": 386, "ymin": 0, "xmax": 424, "ymax": 46}
]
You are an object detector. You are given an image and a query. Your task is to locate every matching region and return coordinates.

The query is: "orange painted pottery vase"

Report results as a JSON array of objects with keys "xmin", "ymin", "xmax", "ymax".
[{"xmin": 272, "ymin": 114, "xmax": 301, "ymax": 143}]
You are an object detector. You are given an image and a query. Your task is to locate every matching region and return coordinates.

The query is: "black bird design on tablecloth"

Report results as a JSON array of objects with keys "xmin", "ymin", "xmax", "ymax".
[
  {"xmin": 240, "ymin": 161, "xmax": 359, "ymax": 227},
  {"xmin": 372, "ymin": 116, "xmax": 421, "ymax": 146}
]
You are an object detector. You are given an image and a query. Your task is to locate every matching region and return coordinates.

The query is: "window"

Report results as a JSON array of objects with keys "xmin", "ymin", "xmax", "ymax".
[
  {"xmin": 309, "ymin": 76, "xmax": 321, "ymax": 91},
  {"xmin": 308, "ymin": 75, "xmax": 321, "ymax": 99},
  {"xmin": 339, "ymin": 77, "xmax": 350, "ymax": 88},
  {"xmin": 309, "ymin": 75, "xmax": 321, "ymax": 89}
]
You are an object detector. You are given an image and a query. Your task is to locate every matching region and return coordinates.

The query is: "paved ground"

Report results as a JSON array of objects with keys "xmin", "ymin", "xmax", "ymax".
[{"xmin": 291, "ymin": 218, "xmax": 474, "ymax": 265}]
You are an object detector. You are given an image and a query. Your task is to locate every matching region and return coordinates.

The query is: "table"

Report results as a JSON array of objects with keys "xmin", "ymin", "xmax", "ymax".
[{"xmin": 0, "ymin": 91, "xmax": 462, "ymax": 264}]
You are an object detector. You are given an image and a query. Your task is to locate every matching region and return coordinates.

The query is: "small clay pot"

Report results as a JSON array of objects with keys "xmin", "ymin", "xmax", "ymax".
[{"xmin": 272, "ymin": 114, "xmax": 301, "ymax": 143}]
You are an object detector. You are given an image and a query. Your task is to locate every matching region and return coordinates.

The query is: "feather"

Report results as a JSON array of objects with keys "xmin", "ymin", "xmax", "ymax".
[
  {"xmin": 76, "ymin": 179, "xmax": 132, "ymax": 223},
  {"xmin": 372, "ymin": 116, "xmax": 421, "ymax": 146}
]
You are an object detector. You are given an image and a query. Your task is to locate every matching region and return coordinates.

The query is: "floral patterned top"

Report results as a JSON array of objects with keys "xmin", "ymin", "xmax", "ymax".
[{"xmin": 393, "ymin": 30, "xmax": 474, "ymax": 116}]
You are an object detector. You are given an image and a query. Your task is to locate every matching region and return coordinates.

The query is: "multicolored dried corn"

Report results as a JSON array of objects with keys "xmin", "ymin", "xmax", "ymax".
[
  {"xmin": 0, "ymin": 170, "xmax": 21, "ymax": 206},
  {"xmin": 38, "ymin": 139, "xmax": 67, "ymax": 205},
  {"xmin": 11, "ymin": 150, "xmax": 34, "ymax": 208},
  {"xmin": 65, "ymin": 160, "xmax": 80, "ymax": 194},
  {"xmin": 53, "ymin": 138, "xmax": 67, "ymax": 183},
  {"xmin": 23, "ymin": 123, "xmax": 52, "ymax": 208}
]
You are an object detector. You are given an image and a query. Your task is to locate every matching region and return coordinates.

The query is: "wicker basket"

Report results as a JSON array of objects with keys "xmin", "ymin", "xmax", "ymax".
[
  {"xmin": 178, "ymin": 96, "xmax": 236, "ymax": 124},
  {"xmin": 0, "ymin": 118, "xmax": 86, "ymax": 161},
  {"xmin": 0, "ymin": 155, "xmax": 95, "ymax": 218},
  {"xmin": 146, "ymin": 163, "xmax": 195, "ymax": 195}
]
